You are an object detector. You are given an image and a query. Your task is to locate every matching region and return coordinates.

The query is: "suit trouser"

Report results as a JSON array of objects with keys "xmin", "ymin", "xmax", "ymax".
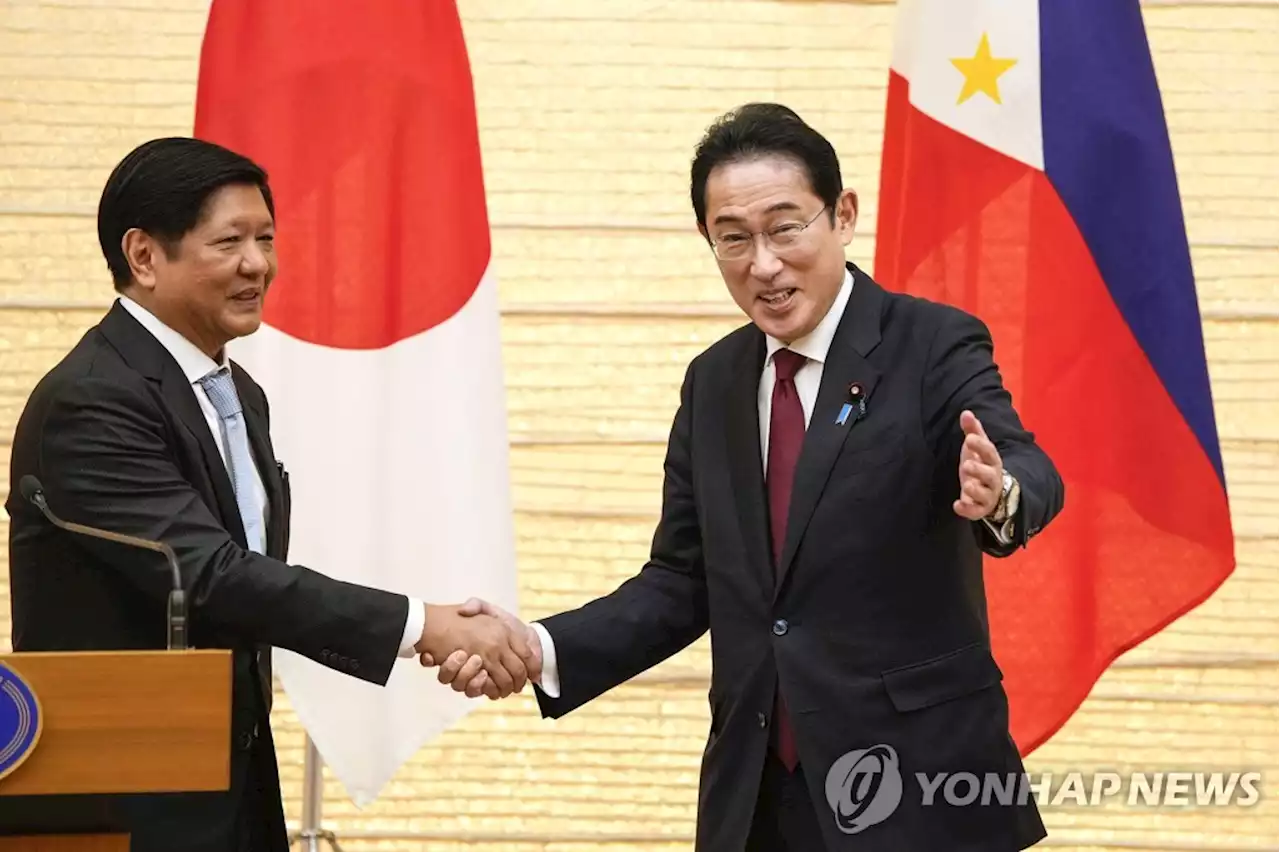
[
  {"xmin": 237, "ymin": 735, "xmax": 279, "ymax": 852},
  {"xmin": 746, "ymin": 752, "xmax": 827, "ymax": 852}
]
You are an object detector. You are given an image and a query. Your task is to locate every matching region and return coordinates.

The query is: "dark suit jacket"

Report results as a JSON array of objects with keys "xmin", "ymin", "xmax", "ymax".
[
  {"xmin": 5, "ymin": 302, "xmax": 409, "ymax": 852},
  {"xmin": 535, "ymin": 264, "xmax": 1064, "ymax": 851}
]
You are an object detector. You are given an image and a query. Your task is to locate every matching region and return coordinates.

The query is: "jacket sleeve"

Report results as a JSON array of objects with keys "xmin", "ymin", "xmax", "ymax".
[
  {"xmin": 921, "ymin": 308, "xmax": 1065, "ymax": 556},
  {"xmin": 36, "ymin": 375, "xmax": 409, "ymax": 685},
  {"xmin": 534, "ymin": 359, "xmax": 710, "ymax": 718}
]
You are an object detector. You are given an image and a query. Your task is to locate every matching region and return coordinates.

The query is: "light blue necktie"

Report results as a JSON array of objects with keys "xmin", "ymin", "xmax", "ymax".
[{"xmin": 198, "ymin": 367, "xmax": 266, "ymax": 554}]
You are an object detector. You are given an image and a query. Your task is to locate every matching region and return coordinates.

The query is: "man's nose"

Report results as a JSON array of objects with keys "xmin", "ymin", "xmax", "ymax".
[
  {"xmin": 240, "ymin": 242, "xmax": 270, "ymax": 276},
  {"xmin": 749, "ymin": 237, "xmax": 784, "ymax": 279}
]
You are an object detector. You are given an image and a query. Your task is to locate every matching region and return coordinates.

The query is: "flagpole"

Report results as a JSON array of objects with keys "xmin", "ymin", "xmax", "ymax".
[{"xmin": 292, "ymin": 734, "xmax": 343, "ymax": 851}]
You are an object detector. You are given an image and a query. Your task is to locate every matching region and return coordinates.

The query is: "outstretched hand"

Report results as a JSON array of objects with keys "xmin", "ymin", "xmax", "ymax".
[
  {"xmin": 420, "ymin": 598, "xmax": 542, "ymax": 700},
  {"xmin": 953, "ymin": 410, "xmax": 1003, "ymax": 520}
]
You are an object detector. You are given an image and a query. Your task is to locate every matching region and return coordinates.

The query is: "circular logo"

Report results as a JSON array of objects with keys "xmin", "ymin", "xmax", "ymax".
[
  {"xmin": 824, "ymin": 743, "xmax": 903, "ymax": 834},
  {"xmin": 0, "ymin": 662, "xmax": 42, "ymax": 780}
]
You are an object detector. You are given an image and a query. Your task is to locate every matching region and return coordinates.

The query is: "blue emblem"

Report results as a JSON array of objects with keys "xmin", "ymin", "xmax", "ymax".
[{"xmin": 0, "ymin": 662, "xmax": 42, "ymax": 780}]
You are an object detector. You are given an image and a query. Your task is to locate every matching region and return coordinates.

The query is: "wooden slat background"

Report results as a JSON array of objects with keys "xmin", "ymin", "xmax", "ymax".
[{"xmin": 0, "ymin": 0, "xmax": 1274, "ymax": 849}]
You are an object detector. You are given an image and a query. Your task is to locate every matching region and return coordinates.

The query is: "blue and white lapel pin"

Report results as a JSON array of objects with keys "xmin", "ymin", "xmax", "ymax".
[{"xmin": 836, "ymin": 382, "xmax": 868, "ymax": 426}]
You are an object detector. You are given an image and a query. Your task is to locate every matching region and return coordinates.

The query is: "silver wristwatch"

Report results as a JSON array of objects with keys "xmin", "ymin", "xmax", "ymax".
[{"xmin": 984, "ymin": 469, "xmax": 1020, "ymax": 543}]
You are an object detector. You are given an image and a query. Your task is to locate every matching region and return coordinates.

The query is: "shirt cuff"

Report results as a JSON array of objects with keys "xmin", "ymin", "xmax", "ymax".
[
  {"xmin": 530, "ymin": 621, "xmax": 561, "ymax": 698},
  {"xmin": 981, "ymin": 515, "xmax": 1015, "ymax": 546},
  {"xmin": 398, "ymin": 596, "xmax": 425, "ymax": 658}
]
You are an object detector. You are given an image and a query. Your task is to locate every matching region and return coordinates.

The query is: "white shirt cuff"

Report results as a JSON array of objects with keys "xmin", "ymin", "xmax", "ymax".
[
  {"xmin": 981, "ymin": 516, "xmax": 1015, "ymax": 546},
  {"xmin": 530, "ymin": 621, "xmax": 561, "ymax": 698},
  {"xmin": 398, "ymin": 596, "xmax": 425, "ymax": 658}
]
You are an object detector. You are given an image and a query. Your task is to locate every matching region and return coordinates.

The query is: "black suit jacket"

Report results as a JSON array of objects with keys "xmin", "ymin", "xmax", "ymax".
[
  {"xmin": 5, "ymin": 302, "xmax": 409, "ymax": 852},
  {"xmin": 535, "ymin": 265, "xmax": 1064, "ymax": 851}
]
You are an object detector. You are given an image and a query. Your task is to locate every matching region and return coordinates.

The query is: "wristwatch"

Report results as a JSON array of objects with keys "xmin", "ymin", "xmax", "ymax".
[
  {"xmin": 990, "ymin": 469, "xmax": 1020, "ymax": 523},
  {"xmin": 984, "ymin": 469, "xmax": 1021, "ymax": 543}
]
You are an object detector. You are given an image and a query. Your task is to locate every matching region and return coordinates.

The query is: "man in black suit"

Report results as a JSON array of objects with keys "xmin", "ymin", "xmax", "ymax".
[
  {"xmin": 428, "ymin": 104, "xmax": 1065, "ymax": 850},
  {"xmin": 5, "ymin": 137, "xmax": 538, "ymax": 852}
]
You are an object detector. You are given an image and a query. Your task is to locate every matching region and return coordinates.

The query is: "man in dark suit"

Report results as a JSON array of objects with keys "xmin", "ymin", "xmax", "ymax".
[
  {"xmin": 428, "ymin": 104, "xmax": 1065, "ymax": 850},
  {"xmin": 5, "ymin": 137, "xmax": 538, "ymax": 852}
]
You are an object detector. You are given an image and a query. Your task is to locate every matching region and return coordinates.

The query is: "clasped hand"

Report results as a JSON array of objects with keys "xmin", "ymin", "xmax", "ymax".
[{"xmin": 417, "ymin": 599, "xmax": 541, "ymax": 700}]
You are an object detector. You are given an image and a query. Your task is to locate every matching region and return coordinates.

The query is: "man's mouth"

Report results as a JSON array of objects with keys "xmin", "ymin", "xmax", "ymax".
[{"xmin": 759, "ymin": 288, "xmax": 796, "ymax": 308}]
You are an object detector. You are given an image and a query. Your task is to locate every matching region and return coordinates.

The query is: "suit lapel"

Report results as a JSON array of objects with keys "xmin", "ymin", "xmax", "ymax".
[
  {"xmin": 233, "ymin": 367, "xmax": 285, "ymax": 558},
  {"xmin": 98, "ymin": 303, "xmax": 247, "ymax": 545},
  {"xmin": 232, "ymin": 368, "xmax": 280, "ymax": 707},
  {"xmin": 227, "ymin": 370, "xmax": 280, "ymax": 692},
  {"xmin": 723, "ymin": 329, "xmax": 776, "ymax": 599},
  {"xmin": 776, "ymin": 267, "xmax": 885, "ymax": 591}
]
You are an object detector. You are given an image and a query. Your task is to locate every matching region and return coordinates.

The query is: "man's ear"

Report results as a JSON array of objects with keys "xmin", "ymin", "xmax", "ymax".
[
  {"xmin": 121, "ymin": 228, "xmax": 161, "ymax": 291},
  {"xmin": 836, "ymin": 189, "xmax": 859, "ymax": 246}
]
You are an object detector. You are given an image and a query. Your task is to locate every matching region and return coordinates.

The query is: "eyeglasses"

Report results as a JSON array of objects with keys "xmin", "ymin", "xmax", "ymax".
[{"xmin": 709, "ymin": 207, "xmax": 829, "ymax": 262}]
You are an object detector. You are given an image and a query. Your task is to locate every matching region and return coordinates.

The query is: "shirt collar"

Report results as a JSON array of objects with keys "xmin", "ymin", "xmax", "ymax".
[
  {"xmin": 117, "ymin": 295, "xmax": 226, "ymax": 384},
  {"xmin": 764, "ymin": 267, "xmax": 854, "ymax": 366}
]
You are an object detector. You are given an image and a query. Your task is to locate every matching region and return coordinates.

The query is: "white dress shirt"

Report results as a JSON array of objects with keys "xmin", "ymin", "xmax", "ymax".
[
  {"xmin": 758, "ymin": 269, "xmax": 854, "ymax": 468},
  {"xmin": 118, "ymin": 297, "xmax": 423, "ymax": 658}
]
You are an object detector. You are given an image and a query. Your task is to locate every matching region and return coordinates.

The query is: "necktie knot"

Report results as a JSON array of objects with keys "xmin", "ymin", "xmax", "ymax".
[
  {"xmin": 198, "ymin": 367, "xmax": 243, "ymax": 419},
  {"xmin": 772, "ymin": 348, "xmax": 807, "ymax": 383}
]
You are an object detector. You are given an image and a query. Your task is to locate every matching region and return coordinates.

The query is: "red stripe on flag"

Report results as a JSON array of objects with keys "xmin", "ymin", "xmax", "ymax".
[
  {"xmin": 875, "ymin": 72, "xmax": 1235, "ymax": 755},
  {"xmin": 194, "ymin": 0, "xmax": 490, "ymax": 350}
]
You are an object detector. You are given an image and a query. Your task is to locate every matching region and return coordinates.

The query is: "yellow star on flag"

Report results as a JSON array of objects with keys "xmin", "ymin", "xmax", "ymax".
[{"xmin": 951, "ymin": 33, "xmax": 1018, "ymax": 105}]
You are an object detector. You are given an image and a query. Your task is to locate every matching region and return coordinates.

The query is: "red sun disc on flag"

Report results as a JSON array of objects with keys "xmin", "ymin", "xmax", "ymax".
[{"xmin": 193, "ymin": 0, "xmax": 490, "ymax": 351}]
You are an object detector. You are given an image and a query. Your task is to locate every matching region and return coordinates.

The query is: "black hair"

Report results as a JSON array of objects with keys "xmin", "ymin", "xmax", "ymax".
[
  {"xmin": 689, "ymin": 103, "xmax": 843, "ymax": 232},
  {"xmin": 97, "ymin": 137, "xmax": 275, "ymax": 290}
]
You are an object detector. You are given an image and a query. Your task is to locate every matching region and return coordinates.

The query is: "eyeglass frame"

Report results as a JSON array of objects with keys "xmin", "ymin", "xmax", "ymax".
[{"xmin": 707, "ymin": 206, "xmax": 832, "ymax": 262}]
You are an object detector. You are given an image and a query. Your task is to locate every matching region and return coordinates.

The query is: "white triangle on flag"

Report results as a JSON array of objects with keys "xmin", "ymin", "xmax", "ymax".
[{"xmin": 892, "ymin": 0, "xmax": 1044, "ymax": 170}]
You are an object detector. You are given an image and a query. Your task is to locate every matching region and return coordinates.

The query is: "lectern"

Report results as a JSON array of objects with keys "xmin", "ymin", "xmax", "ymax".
[{"xmin": 0, "ymin": 650, "xmax": 232, "ymax": 851}]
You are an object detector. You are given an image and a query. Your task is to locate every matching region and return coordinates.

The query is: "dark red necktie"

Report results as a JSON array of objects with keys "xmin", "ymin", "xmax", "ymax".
[{"xmin": 766, "ymin": 348, "xmax": 806, "ymax": 771}]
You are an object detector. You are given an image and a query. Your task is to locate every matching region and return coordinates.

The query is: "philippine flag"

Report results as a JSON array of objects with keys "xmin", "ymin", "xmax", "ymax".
[
  {"xmin": 874, "ymin": 0, "xmax": 1236, "ymax": 754},
  {"xmin": 193, "ymin": 1, "xmax": 519, "ymax": 803}
]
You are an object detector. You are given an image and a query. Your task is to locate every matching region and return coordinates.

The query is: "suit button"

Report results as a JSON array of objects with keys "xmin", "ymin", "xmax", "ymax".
[
  {"xmin": 350, "ymin": 659, "xmax": 359, "ymax": 672},
  {"xmin": 238, "ymin": 731, "xmax": 254, "ymax": 751},
  {"xmin": 772, "ymin": 619, "xmax": 789, "ymax": 636},
  {"xmin": 757, "ymin": 712, "xmax": 768, "ymax": 729}
]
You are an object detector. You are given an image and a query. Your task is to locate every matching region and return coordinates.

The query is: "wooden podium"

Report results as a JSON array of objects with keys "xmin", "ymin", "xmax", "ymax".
[{"xmin": 0, "ymin": 650, "xmax": 232, "ymax": 851}]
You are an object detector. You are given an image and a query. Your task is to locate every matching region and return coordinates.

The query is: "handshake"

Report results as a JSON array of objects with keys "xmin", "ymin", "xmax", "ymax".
[{"xmin": 414, "ymin": 599, "xmax": 541, "ymax": 699}]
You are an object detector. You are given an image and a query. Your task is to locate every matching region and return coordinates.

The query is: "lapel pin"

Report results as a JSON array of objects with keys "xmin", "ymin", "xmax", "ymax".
[{"xmin": 836, "ymin": 382, "xmax": 868, "ymax": 426}]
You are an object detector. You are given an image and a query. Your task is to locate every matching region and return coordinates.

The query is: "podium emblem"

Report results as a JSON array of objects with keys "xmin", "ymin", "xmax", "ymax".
[{"xmin": 0, "ymin": 662, "xmax": 42, "ymax": 780}]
